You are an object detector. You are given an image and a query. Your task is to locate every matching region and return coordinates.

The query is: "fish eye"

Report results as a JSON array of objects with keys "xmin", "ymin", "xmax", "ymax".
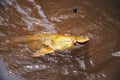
[{"xmin": 51, "ymin": 40, "xmax": 54, "ymax": 42}]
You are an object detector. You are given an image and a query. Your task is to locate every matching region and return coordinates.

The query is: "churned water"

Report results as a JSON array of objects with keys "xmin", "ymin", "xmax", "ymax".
[{"xmin": 0, "ymin": 0, "xmax": 120, "ymax": 80}]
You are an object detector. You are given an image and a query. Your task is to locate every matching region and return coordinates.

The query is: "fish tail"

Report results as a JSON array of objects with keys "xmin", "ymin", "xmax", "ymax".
[{"xmin": 9, "ymin": 35, "xmax": 41, "ymax": 44}]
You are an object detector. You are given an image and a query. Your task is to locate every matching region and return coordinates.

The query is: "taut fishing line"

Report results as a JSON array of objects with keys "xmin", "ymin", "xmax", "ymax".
[{"xmin": 73, "ymin": 0, "xmax": 78, "ymax": 36}]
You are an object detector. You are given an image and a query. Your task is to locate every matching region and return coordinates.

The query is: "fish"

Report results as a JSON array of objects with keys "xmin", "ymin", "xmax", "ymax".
[{"xmin": 7, "ymin": 34, "xmax": 89, "ymax": 57}]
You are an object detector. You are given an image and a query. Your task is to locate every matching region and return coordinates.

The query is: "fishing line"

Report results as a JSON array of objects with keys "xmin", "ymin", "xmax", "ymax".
[{"xmin": 73, "ymin": 0, "xmax": 78, "ymax": 36}]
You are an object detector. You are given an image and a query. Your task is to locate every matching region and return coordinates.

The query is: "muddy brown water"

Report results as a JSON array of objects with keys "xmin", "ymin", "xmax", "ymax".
[{"xmin": 0, "ymin": 0, "xmax": 120, "ymax": 80}]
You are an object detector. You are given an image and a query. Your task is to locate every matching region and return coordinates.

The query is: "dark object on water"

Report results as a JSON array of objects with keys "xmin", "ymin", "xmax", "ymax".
[{"xmin": 73, "ymin": 7, "xmax": 77, "ymax": 13}]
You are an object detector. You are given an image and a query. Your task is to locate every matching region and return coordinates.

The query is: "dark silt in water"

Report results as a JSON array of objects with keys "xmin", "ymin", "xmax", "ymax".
[{"xmin": 0, "ymin": 0, "xmax": 120, "ymax": 80}]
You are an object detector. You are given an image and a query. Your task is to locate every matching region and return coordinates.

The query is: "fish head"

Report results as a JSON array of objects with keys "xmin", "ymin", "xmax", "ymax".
[
  {"xmin": 48, "ymin": 36, "xmax": 74, "ymax": 50},
  {"xmin": 44, "ymin": 35, "xmax": 89, "ymax": 51}
]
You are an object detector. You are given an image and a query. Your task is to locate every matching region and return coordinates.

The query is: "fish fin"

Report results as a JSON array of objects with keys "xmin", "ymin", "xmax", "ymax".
[{"xmin": 32, "ymin": 47, "xmax": 54, "ymax": 57}]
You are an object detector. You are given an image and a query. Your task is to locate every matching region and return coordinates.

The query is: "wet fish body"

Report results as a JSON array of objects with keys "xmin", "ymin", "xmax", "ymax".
[{"xmin": 8, "ymin": 34, "xmax": 89, "ymax": 57}]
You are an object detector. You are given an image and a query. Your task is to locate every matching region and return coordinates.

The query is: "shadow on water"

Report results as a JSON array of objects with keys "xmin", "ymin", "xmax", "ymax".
[{"xmin": 0, "ymin": 0, "xmax": 120, "ymax": 80}]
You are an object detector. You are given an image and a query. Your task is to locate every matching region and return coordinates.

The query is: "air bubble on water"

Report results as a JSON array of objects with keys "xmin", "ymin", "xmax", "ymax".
[
  {"xmin": 63, "ymin": 70, "xmax": 69, "ymax": 75},
  {"xmin": 87, "ymin": 33, "xmax": 94, "ymax": 39},
  {"xmin": 28, "ymin": 0, "xmax": 34, "ymax": 3},
  {"xmin": 51, "ymin": 17, "xmax": 61, "ymax": 22},
  {"xmin": 100, "ymin": 73, "xmax": 107, "ymax": 78},
  {"xmin": 8, "ymin": 71, "xmax": 12, "ymax": 74},
  {"xmin": 73, "ymin": 70, "xmax": 77, "ymax": 73},
  {"xmin": 90, "ymin": 60, "xmax": 96, "ymax": 67},
  {"xmin": 25, "ymin": 65, "xmax": 33, "ymax": 69},
  {"xmin": 34, "ymin": 65, "xmax": 39, "ymax": 68},
  {"xmin": 111, "ymin": 52, "xmax": 120, "ymax": 57}
]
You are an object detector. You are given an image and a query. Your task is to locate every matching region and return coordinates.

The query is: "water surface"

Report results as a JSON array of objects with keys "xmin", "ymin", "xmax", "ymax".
[{"xmin": 0, "ymin": 0, "xmax": 120, "ymax": 80}]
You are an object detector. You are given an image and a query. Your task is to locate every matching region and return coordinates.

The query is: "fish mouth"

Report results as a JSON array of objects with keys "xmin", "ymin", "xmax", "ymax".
[
  {"xmin": 74, "ymin": 40, "xmax": 89, "ymax": 46},
  {"xmin": 76, "ymin": 40, "xmax": 89, "ymax": 45}
]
